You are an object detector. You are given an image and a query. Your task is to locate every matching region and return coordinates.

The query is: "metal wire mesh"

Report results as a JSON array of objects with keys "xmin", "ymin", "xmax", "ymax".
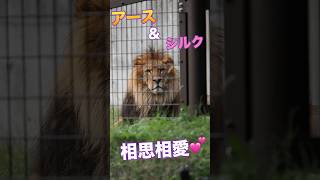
[
  {"xmin": 0, "ymin": 0, "xmax": 76, "ymax": 177},
  {"xmin": 110, "ymin": 0, "xmax": 181, "ymax": 125},
  {"xmin": 0, "ymin": 0, "xmax": 183, "ymax": 177}
]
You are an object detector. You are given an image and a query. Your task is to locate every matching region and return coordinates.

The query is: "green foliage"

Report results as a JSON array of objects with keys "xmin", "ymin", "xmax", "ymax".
[
  {"xmin": 0, "ymin": 144, "xmax": 25, "ymax": 177},
  {"xmin": 110, "ymin": 107, "xmax": 120, "ymax": 125},
  {"xmin": 218, "ymin": 135, "xmax": 320, "ymax": 180},
  {"xmin": 110, "ymin": 108, "xmax": 210, "ymax": 179}
]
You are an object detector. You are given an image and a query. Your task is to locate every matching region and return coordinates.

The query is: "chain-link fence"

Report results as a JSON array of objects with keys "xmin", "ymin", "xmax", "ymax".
[{"xmin": 110, "ymin": 0, "xmax": 181, "ymax": 125}]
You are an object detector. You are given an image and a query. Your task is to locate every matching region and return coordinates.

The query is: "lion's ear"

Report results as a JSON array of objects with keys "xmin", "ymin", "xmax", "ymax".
[
  {"xmin": 162, "ymin": 55, "xmax": 174, "ymax": 64},
  {"xmin": 168, "ymin": 66, "xmax": 176, "ymax": 74},
  {"xmin": 134, "ymin": 55, "xmax": 144, "ymax": 65}
]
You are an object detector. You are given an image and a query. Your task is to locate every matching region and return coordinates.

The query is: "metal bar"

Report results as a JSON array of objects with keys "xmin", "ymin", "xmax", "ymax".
[
  {"xmin": 85, "ymin": 0, "xmax": 91, "ymax": 138},
  {"xmin": 118, "ymin": 3, "xmax": 121, "ymax": 124},
  {"xmin": 125, "ymin": 3, "xmax": 129, "ymax": 124},
  {"xmin": 309, "ymin": 0, "xmax": 320, "ymax": 137},
  {"xmin": 36, "ymin": 0, "xmax": 43, "ymax": 177},
  {"xmin": 178, "ymin": 0, "xmax": 188, "ymax": 105},
  {"xmin": 5, "ymin": 0, "xmax": 13, "ymax": 178},
  {"xmin": 110, "ymin": 0, "xmax": 144, "ymax": 9},
  {"xmin": 69, "ymin": 0, "xmax": 75, "ymax": 133},
  {"xmin": 52, "ymin": 0, "xmax": 59, "ymax": 173},
  {"xmin": 184, "ymin": 0, "xmax": 207, "ymax": 113},
  {"xmin": 105, "ymin": 1, "xmax": 111, "ymax": 177},
  {"xmin": 0, "ymin": 51, "xmax": 179, "ymax": 59},
  {"xmin": 21, "ymin": 0, "xmax": 29, "ymax": 176}
]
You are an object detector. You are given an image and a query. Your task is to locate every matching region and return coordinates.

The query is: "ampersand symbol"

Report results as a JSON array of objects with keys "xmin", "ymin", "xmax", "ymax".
[{"xmin": 148, "ymin": 27, "xmax": 160, "ymax": 40}]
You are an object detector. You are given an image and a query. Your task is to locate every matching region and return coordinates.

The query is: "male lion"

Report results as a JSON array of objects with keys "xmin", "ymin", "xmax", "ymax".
[
  {"xmin": 121, "ymin": 49, "xmax": 181, "ymax": 121},
  {"xmin": 31, "ymin": 0, "xmax": 109, "ymax": 177}
]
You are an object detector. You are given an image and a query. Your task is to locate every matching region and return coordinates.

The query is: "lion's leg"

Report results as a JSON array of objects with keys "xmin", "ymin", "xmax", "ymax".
[{"xmin": 121, "ymin": 92, "xmax": 139, "ymax": 124}]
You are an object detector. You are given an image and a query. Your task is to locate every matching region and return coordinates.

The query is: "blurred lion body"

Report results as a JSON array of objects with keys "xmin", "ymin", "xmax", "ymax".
[
  {"xmin": 31, "ymin": 0, "xmax": 179, "ymax": 177},
  {"xmin": 32, "ymin": 0, "xmax": 109, "ymax": 177}
]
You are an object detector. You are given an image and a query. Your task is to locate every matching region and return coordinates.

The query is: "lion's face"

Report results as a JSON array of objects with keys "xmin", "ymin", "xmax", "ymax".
[
  {"xmin": 133, "ymin": 51, "xmax": 177, "ymax": 95},
  {"xmin": 124, "ymin": 50, "xmax": 180, "ymax": 117},
  {"xmin": 143, "ymin": 63, "xmax": 175, "ymax": 94}
]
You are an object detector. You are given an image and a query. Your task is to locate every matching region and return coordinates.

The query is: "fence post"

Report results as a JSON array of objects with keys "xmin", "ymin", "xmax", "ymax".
[
  {"xmin": 179, "ymin": 0, "xmax": 207, "ymax": 114},
  {"xmin": 210, "ymin": 0, "xmax": 225, "ymax": 176}
]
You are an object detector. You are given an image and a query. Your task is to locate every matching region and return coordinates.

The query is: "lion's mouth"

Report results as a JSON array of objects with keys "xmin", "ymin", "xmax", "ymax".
[
  {"xmin": 151, "ymin": 86, "xmax": 164, "ymax": 93},
  {"xmin": 152, "ymin": 86, "xmax": 163, "ymax": 90}
]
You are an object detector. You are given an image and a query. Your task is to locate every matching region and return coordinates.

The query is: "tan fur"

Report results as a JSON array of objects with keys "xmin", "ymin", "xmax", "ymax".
[
  {"xmin": 32, "ymin": 0, "xmax": 109, "ymax": 176},
  {"xmin": 122, "ymin": 50, "xmax": 180, "ymax": 119}
]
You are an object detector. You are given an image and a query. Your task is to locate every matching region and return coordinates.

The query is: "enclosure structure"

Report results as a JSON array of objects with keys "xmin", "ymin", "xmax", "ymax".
[
  {"xmin": 0, "ymin": 0, "xmax": 76, "ymax": 177},
  {"xmin": 110, "ymin": 0, "xmax": 181, "ymax": 124},
  {"xmin": 0, "ymin": 0, "xmax": 224, "ymax": 178}
]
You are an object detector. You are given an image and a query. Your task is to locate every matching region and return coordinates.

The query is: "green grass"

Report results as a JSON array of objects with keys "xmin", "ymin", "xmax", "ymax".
[
  {"xmin": 1, "ymin": 107, "xmax": 320, "ymax": 179},
  {"xmin": 110, "ymin": 106, "xmax": 120, "ymax": 126},
  {"xmin": 0, "ymin": 145, "xmax": 9, "ymax": 176},
  {"xmin": 110, "ymin": 110, "xmax": 210, "ymax": 179},
  {"xmin": 0, "ymin": 144, "xmax": 26, "ymax": 177},
  {"xmin": 217, "ymin": 134, "xmax": 320, "ymax": 180}
]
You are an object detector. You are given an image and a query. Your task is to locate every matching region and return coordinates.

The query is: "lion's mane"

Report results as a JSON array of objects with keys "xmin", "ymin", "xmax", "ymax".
[{"xmin": 32, "ymin": 0, "xmax": 109, "ymax": 177}]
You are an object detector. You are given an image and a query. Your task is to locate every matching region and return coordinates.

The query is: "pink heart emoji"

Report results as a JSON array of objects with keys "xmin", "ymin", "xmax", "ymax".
[
  {"xmin": 198, "ymin": 136, "xmax": 206, "ymax": 145},
  {"xmin": 189, "ymin": 143, "xmax": 201, "ymax": 154}
]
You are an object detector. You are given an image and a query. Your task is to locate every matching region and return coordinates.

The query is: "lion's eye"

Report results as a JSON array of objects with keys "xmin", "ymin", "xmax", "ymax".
[
  {"xmin": 145, "ymin": 69, "xmax": 152, "ymax": 74},
  {"xmin": 159, "ymin": 68, "xmax": 165, "ymax": 74}
]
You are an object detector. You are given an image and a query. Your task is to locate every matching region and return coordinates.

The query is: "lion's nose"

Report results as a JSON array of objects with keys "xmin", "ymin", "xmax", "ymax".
[{"xmin": 153, "ymin": 79, "xmax": 162, "ymax": 84}]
